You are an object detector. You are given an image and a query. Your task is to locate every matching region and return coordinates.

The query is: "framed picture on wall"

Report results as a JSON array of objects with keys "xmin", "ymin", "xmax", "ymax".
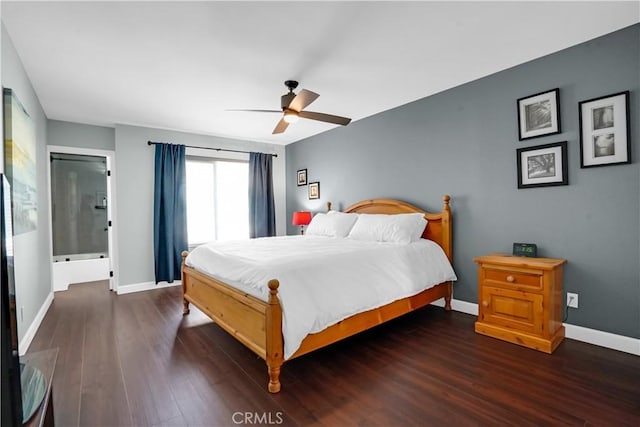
[
  {"xmin": 517, "ymin": 88, "xmax": 561, "ymax": 140},
  {"xmin": 297, "ymin": 169, "xmax": 307, "ymax": 186},
  {"xmin": 308, "ymin": 182, "xmax": 320, "ymax": 200},
  {"xmin": 3, "ymin": 88, "xmax": 37, "ymax": 234},
  {"xmin": 578, "ymin": 91, "xmax": 630, "ymax": 168},
  {"xmin": 516, "ymin": 141, "xmax": 568, "ymax": 189}
]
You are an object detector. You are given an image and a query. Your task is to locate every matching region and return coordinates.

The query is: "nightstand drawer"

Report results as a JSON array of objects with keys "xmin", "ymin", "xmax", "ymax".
[
  {"xmin": 479, "ymin": 286, "xmax": 543, "ymax": 335},
  {"xmin": 482, "ymin": 266, "xmax": 543, "ymax": 291}
]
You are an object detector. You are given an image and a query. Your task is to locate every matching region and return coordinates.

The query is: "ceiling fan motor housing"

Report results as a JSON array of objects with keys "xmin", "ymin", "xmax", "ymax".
[
  {"xmin": 281, "ymin": 80, "xmax": 299, "ymax": 110},
  {"xmin": 281, "ymin": 92, "xmax": 296, "ymax": 110}
]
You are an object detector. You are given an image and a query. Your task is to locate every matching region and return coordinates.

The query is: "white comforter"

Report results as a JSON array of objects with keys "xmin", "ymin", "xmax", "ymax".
[{"xmin": 186, "ymin": 235, "xmax": 457, "ymax": 359}]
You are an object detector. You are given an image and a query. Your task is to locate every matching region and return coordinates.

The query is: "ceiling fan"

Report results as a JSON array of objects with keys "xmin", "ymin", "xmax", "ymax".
[{"xmin": 231, "ymin": 80, "xmax": 352, "ymax": 134}]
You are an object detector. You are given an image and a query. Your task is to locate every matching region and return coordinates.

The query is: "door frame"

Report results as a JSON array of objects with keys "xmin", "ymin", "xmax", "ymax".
[{"xmin": 46, "ymin": 145, "xmax": 118, "ymax": 292}]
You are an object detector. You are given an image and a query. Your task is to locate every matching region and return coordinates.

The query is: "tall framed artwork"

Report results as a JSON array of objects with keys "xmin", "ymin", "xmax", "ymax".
[
  {"xmin": 578, "ymin": 91, "xmax": 630, "ymax": 168},
  {"xmin": 296, "ymin": 168, "xmax": 307, "ymax": 186},
  {"xmin": 3, "ymin": 89, "xmax": 37, "ymax": 234},
  {"xmin": 308, "ymin": 182, "xmax": 320, "ymax": 200}
]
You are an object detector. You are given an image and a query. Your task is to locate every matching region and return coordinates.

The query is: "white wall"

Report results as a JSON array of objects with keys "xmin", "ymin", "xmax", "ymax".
[
  {"xmin": 2, "ymin": 24, "xmax": 52, "ymax": 346},
  {"xmin": 114, "ymin": 124, "xmax": 286, "ymax": 288}
]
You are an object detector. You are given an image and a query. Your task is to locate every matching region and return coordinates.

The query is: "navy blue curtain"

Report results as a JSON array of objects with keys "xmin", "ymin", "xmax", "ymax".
[
  {"xmin": 249, "ymin": 152, "xmax": 276, "ymax": 238},
  {"xmin": 153, "ymin": 143, "xmax": 187, "ymax": 283}
]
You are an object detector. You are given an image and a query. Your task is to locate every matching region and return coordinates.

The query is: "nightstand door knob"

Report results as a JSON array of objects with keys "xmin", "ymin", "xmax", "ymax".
[
  {"xmin": 506, "ymin": 275, "xmax": 515, "ymax": 283},
  {"xmin": 482, "ymin": 300, "xmax": 489, "ymax": 307}
]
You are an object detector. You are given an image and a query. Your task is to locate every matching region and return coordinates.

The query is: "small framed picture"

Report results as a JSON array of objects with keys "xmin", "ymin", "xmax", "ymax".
[
  {"xmin": 578, "ymin": 91, "xmax": 630, "ymax": 168},
  {"xmin": 517, "ymin": 88, "xmax": 561, "ymax": 140},
  {"xmin": 516, "ymin": 141, "xmax": 568, "ymax": 189},
  {"xmin": 296, "ymin": 169, "xmax": 307, "ymax": 186},
  {"xmin": 308, "ymin": 182, "xmax": 320, "ymax": 200}
]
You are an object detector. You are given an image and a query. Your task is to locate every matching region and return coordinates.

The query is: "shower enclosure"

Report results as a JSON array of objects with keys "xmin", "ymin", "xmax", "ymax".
[{"xmin": 48, "ymin": 148, "xmax": 115, "ymax": 291}]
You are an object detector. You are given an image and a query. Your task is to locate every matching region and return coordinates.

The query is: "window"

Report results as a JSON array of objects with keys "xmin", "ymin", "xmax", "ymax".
[{"xmin": 186, "ymin": 157, "xmax": 249, "ymax": 246}]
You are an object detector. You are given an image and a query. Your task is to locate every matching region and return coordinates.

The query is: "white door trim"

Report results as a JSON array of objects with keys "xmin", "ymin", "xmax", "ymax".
[{"xmin": 46, "ymin": 145, "xmax": 119, "ymax": 292}]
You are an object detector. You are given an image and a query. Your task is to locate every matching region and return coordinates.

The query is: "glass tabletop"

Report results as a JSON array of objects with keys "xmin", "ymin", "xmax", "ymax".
[{"xmin": 20, "ymin": 362, "xmax": 47, "ymax": 424}]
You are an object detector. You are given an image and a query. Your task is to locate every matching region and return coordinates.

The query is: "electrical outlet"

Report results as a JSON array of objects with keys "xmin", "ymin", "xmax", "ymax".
[
  {"xmin": 567, "ymin": 292, "xmax": 579, "ymax": 309},
  {"xmin": 20, "ymin": 306, "xmax": 24, "ymax": 321}
]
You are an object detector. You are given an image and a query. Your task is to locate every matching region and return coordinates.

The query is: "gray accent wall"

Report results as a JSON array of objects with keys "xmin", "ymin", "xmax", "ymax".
[
  {"xmin": 286, "ymin": 25, "xmax": 640, "ymax": 339},
  {"xmin": 47, "ymin": 119, "xmax": 115, "ymax": 150},
  {"xmin": 115, "ymin": 125, "xmax": 286, "ymax": 287},
  {"xmin": 2, "ymin": 24, "xmax": 51, "ymax": 345}
]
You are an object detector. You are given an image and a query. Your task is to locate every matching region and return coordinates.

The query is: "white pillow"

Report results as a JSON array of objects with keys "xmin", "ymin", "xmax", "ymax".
[
  {"xmin": 305, "ymin": 212, "xmax": 358, "ymax": 237},
  {"xmin": 348, "ymin": 213, "xmax": 427, "ymax": 244}
]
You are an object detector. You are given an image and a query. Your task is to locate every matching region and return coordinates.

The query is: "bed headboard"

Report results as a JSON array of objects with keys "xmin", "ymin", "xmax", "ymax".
[{"xmin": 340, "ymin": 196, "xmax": 452, "ymax": 261}]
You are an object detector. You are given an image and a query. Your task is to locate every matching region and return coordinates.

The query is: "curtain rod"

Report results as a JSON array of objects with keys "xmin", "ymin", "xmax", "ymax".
[{"xmin": 147, "ymin": 140, "xmax": 277, "ymax": 157}]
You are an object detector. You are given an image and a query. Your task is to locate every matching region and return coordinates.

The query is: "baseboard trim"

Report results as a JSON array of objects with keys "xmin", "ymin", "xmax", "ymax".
[
  {"xmin": 563, "ymin": 323, "xmax": 640, "ymax": 356},
  {"xmin": 19, "ymin": 291, "xmax": 54, "ymax": 356},
  {"xmin": 430, "ymin": 297, "xmax": 478, "ymax": 316},
  {"xmin": 431, "ymin": 298, "xmax": 639, "ymax": 356},
  {"xmin": 117, "ymin": 280, "xmax": 182, "ymax": 295}
]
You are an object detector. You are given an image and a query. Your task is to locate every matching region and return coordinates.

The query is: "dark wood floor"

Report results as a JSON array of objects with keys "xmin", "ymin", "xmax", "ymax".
[{"xmin": 28, "ymin": 281, "xmax": 639, "ymax": 426}]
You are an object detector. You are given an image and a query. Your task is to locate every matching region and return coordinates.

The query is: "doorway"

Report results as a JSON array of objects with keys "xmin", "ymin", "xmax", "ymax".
[{"xmin": 47, "ymin": 146, "xmax": 117, "ymax": 292}]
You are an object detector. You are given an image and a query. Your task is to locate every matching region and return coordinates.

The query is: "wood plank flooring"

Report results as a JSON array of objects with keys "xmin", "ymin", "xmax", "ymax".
[{"xmin": 27, "ymin": 281, "xmax": 640, "ymax": 426}]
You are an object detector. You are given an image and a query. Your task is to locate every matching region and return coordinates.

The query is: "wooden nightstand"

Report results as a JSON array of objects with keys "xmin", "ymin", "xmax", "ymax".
[{"xmin": 474, "ymin": 254, "xmax": 566, "ymax": 353}]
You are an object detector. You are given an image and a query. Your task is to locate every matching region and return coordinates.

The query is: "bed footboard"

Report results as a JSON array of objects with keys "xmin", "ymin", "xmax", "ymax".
[
  {"xmin": 266, "ymin": 280, "xmax": 284, "ymax": 393},
  {"xmin": 181, "ymin": 252, "xmax": 284, "ymax": 392},
  {"xmin": 182, "ymin": 251, "xmax": 191, "ymax": 314}
]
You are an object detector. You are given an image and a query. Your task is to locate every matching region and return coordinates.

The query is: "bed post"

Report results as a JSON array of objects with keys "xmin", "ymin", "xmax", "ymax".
[
  {"xmin": 181, "ymin": 251, "xmax": 190, "ymax": 315},
  {"xmin": 441, "ymin": 195, "xmax": 453, "ymax": 311},
  {"xmin": 265, "ymin": 279, "xmax": 284, "ymax": 393}
]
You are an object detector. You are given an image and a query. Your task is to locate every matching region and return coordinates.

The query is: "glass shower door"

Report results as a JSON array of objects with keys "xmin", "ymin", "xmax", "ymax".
[{"xmin": 50, "ymin": 153, "xmax": 109, "ymax": 261}]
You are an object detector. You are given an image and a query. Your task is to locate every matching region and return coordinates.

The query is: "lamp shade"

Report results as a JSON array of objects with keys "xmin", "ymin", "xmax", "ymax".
[{"xmin": 292, "ymin": 211, "xmax": 312, "ymax": 226}]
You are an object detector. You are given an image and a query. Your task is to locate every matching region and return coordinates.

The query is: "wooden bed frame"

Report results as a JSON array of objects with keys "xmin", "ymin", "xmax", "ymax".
[{"xmin": 181, "ymin": 195, "xmax": 453, "ymax": 393}]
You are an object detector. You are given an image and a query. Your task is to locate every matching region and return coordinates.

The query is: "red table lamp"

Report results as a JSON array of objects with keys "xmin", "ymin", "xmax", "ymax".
[{"xmin": 292, "ymin": 211, "xmax": 312, "ymax": 235}]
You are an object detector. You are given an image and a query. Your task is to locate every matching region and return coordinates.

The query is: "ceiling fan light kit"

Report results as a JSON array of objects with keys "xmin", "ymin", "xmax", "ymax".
[
  {"xmin": 283, "ymin": 110, "xmax": 299, "ymax": 124},
  {"xmin": 234, "ymin": 80, "xmax": 352, "ymax": 134}
]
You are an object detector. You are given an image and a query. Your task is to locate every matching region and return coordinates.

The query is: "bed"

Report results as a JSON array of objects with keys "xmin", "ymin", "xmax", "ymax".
[{"xmin": 181, "ymin": 196, "xmax": 454, "ymax": 393}]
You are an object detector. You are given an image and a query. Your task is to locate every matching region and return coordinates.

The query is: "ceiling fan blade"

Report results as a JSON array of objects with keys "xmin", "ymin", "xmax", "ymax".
[
  {"xmin": 298, "ymin": 111, "xmax": 351, "ymax": 126},
  {"xmin": 226, "ymin": 109, "xmax": 281, "ymax": 113},
  {"xmin": 288, "ymin": 89, "xmax": 319, "ymax": 112},
  {"xmin": 272, "ymin": 118, "xmax": 289, "ymax": 134}
]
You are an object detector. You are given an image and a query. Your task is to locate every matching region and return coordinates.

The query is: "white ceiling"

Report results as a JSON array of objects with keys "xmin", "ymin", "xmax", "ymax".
[{"xmin": 2, "ymin": 1, "xmax": 638, "ymax": 145}]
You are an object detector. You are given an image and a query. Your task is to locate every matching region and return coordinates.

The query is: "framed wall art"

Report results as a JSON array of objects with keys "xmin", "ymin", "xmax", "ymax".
[
  {"xmin": 3, "ymin": 88, "xmax": 37, "ymax": 234},
  {"xmin": 578, "ymin": 91, "xmax": 630, "ymax": 168},
  {"xmin": 517, "ymin": 88, "xmax": 561, "ymax": 140},
  {"xmin": 516, "ymin": 141, "xmax": 568, "ymax": 189},
  {"xmin": 308, "ymin": 182, "xmax": 320, "ymax": 200},
  {"xmin": 296, "ymin": 168, "xmax": 307, "ymax": 186}
]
